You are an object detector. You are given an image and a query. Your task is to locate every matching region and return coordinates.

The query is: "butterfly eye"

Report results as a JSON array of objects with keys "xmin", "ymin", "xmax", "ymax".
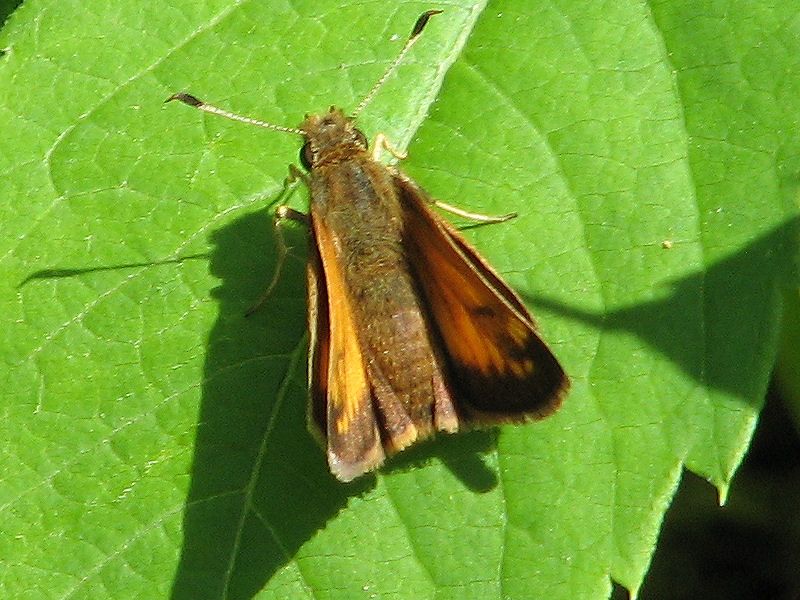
[
  {"xmin": 354, "ymin": 128, "xmax": 368, "ymax": 150},
  {"xmin": 300, "ymin": 142, "xmax": 314, "ymax": 169}
]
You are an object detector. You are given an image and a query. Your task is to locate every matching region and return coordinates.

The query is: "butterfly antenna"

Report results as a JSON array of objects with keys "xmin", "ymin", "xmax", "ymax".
[
  {"xmin": 164, "ymin": 92, "xmax": 304, "ymax": 135},
  {"xmin": 351, "ymin": 9, "xmax": 442, "ymax": 118}
]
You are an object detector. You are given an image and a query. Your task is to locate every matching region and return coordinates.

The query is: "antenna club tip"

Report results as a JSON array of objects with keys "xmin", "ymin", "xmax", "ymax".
[
  {"xmin": 165, "ymin": 92, "xmax": 203, "ymax": 107},
  {"xmin": 412, "ymin": 9, "xmax": 443, "ymax": 37}
]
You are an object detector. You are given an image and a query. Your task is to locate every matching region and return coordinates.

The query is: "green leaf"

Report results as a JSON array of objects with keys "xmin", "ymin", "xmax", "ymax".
[{"xmin": 1, "ymin": 1, "xmax": 797, "ymax": 599}]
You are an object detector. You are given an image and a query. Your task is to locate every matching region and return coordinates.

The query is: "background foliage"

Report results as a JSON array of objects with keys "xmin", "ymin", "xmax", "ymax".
[{"xmin": 1, "ymin": 1, "xmax": 797, "ymax": 598}]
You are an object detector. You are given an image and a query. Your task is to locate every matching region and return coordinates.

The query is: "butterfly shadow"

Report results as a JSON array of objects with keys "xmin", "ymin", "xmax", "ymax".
[
  {"xmin": 527, "ymin": 215, "xmax": 799, "ymax": 407},
  {"xmin": 168, "ymin": 208, "xmax": 500, "ymax": 600}
]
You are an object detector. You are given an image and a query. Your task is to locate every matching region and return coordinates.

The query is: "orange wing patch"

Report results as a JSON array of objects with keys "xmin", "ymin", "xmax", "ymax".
[
  {"xmin": 427, "ymin": 255, "xmax": 535, "ymax": 378},
  {"xmin": 306, "ymin": 240, "xmax": 329, "ymax": 443},
  {"xmin": 311, "ymin": 217, "xmax": 386, "ymax": 481}
]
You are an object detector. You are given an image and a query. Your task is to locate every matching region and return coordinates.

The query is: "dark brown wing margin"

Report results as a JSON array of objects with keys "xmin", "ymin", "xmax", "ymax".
[{"xmin": 394, "ymin": 173, "xmax": 569, "ymax": 423}]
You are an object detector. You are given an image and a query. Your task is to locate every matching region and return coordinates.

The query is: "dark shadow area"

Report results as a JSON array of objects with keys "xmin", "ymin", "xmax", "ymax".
[
  {"xmin": 168, "ymin": 208, "xmax": 348, "ymax": 600},
  {"xmin": 167, "ymin": 209, "xmax": 502, "ymax": 599},
  {"xmin": 529, "ymin": 216, "xmax": 799, "ymax": 403},
  {"xmin": 0, "ymin": 0, "xmax": 22, "ymax": 30},
  {"xmin": 383, "ymin": 428, "xmax": 499, "ymax": 493},
  {"xmin": 638, "ymin": 382, "xmax": 800, "ymax": 600},
  {"xmin": 610, "ymin": 581, "xmax": 630, "ymax": 600},
  {"xmin": 17, "ymin": 254, "xmax": 210, "ymax": 288}
]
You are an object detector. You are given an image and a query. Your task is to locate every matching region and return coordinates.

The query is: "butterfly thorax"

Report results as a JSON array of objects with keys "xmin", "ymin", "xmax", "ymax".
[{"xmin": 300, "ymin": 108, "xmax": 369, "ymax": 169}]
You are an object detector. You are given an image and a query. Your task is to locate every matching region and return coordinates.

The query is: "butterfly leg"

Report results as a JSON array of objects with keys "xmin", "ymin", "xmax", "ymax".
[
  {"xmin": 245, "ymin": 165, "xmax": 310, "ymax": 316},
  {"xmin": 392, "ymin": 169, "xmax": 517, "ymax": 223},
  {"xmin": 371, "ymin": 133, "xmax": 407, "ymax": 162},
  {"xmin": 431, "ymin": 199, "xmax": 516, "ymax": 223},
  {"xmin": 375, "ymin": 139, "xmax": 516, "ymax": 223}
]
